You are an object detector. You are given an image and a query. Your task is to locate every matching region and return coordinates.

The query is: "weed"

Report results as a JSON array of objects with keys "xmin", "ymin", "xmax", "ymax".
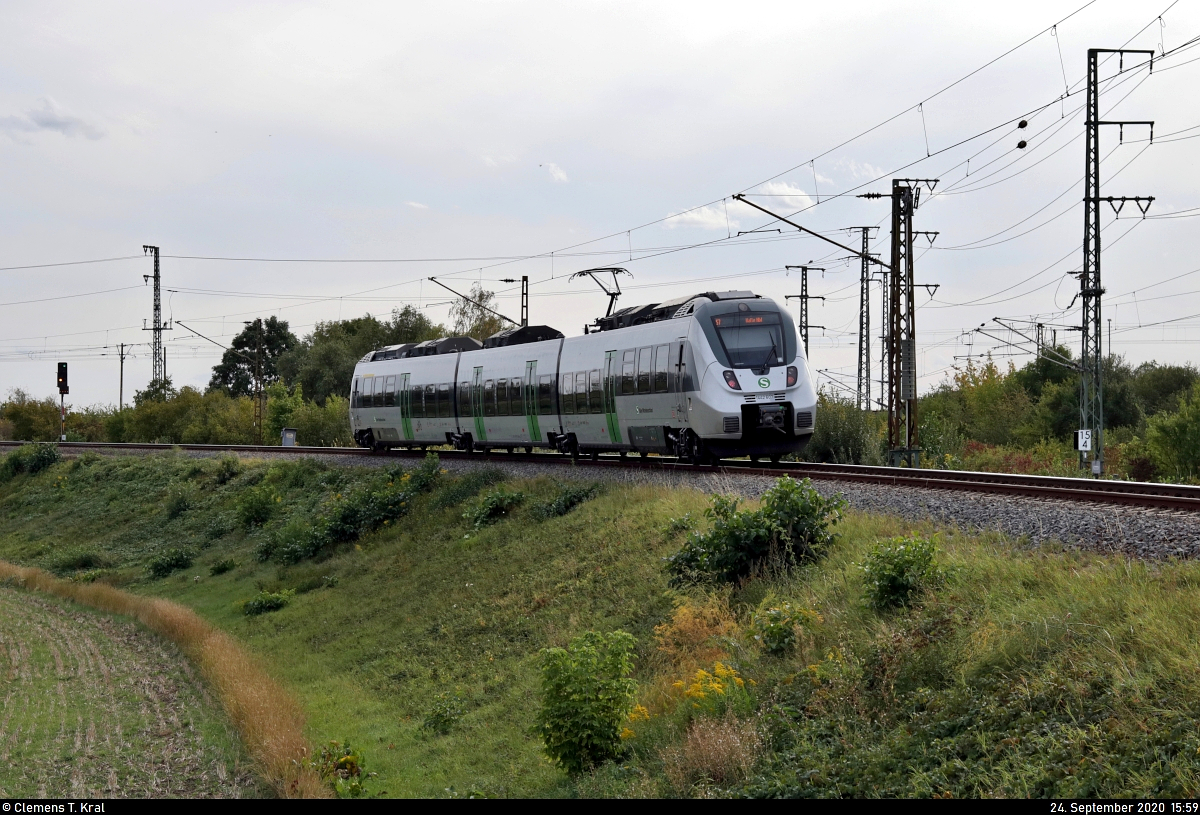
[
  {"xmin": 311, "ymin": 740, "xmax": 376, "ymax": 798},
  {"xmin": 209, "ymin": 558, "xmax": 237, "ymax": 576},
  {"xmin": 422, "ymin": 693, "xmax": 466, "ymax": 735},
  {"xmin": 236, "ymin": 485, "xmax": 278, "ymax": 529},
  {"xmin": 664, "ymin": 513, "xmax": 697, "ymax": 536},
  {"xmin": 532, "ymin": 483, "xmax": 600, "ymax": 521},
  {"xmin": 243, "ymin": 589, "xmax": 295, "ymax": 616},
  {"xmin": 653, "ymin": 596, "xmax": 739, "ymax": 670},
  {"xmin": 661, "ymin": 714, "xmax": 762, "ymax": 792},
  {"xmin": 859, "ymin": 536, "xmax": 946, "ymax": 611},
  {"xmin": 0, "ymin": 443, "xmax": 61, "ymax": 482},
  {"xmin": 146, "ymin": 548, "xmax": 195, "ymax": 578},
  {"xmin": 213, "ymin": 454, "xmax": 240, "ymax": 485},
  {"xmin": 49, "ymin": 548, "xmax": 111, "ymax": 575},
  {"xmin": 431, "ymin": 467, "xmax": 507, "ymax": 509},
  {"xmin": 671, "ymin": 662, "xmax": 754, "ymax": 720},
  {"xmin": 537, "ymin": 630, "xmax": 638, "ymax": 775},
  {"xmin": 205, "ymin": 514, "xmax": 233, "ymax": 541},
  {"xmin": 750, "ymin": 601, "xmax": 822, "ymax": 656},
  {"xmin": 165, "ymin": 485, "xmax": 194, "ymax": 519},
  {"xmin": 464, "ymin": 487, "xmax": 525, "ymax": 528}
]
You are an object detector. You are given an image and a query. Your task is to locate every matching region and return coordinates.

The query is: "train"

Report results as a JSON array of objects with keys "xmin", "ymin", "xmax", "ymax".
[{"xmin": 348, "ymin": 290, "xmax": 816, "ymax": 462}]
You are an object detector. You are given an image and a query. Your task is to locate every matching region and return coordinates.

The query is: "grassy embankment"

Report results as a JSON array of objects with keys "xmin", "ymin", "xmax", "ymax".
[{"xmin": 2, "ymin": 447, "xmax": 1200, "ymax": 797}]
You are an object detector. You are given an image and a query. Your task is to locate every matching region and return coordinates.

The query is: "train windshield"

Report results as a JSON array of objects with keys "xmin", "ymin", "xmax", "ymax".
[{"xmin": 712, "ymin": 312, "xmax": 786, "ymax": 368}]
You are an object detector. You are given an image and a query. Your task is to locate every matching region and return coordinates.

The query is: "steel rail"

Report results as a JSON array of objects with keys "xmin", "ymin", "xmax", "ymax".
[{"xmin": 3, "ymin": 440, "xmax": 1198, "ymax": 512}]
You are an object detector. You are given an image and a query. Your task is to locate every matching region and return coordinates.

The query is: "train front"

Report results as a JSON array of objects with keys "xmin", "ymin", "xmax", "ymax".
[{"xmin": 688, "ymin": 296, "xmax": 817, "ymax": 460}]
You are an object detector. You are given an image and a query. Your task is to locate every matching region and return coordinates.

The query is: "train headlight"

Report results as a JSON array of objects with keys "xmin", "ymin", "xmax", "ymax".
[
  {"xmin": 786, "ymin": 366, "xmax": 798, "ymax": 387},
  {"xmin": 722, "ymin": 370, "xmax": 741, "ymax": 390}
]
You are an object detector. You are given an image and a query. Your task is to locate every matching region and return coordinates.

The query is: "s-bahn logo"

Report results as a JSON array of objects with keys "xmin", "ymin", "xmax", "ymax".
[{"xmin": 757, "ymin": 377, "xmax": 770, "ymax": 389}]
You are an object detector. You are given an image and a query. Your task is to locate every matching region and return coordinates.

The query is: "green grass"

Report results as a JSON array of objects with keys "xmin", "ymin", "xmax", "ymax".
[{"xmin": 3, "ymin": 448, "xmax": 1200, "ymax": 797}]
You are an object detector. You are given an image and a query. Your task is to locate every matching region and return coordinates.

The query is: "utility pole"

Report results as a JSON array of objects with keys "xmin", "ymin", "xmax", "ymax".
[
  {"xmin": 248, "ymin": 321, "xmax": 264, "ymax": 445},
  {"xmin": 1080, "ymin": 47, "xmax": 1155, "ymax": 477},
  {"xmin": 863, "ymin": 179, "xmax": 937, "ymax": 467},
  {"xmin": 142, "ymin": 245, "xmax": 171, "ymax": 384},
  {"xmin": 849, "ymin": 227, "xmax": 878, "ymax": 409},
  {"xmin": 784, "ymin": 266, "xmax": 825, "ymax": 354},
  {"xmin": 118, "ymin": 343, "xmax": 127, "ymax": 410}
]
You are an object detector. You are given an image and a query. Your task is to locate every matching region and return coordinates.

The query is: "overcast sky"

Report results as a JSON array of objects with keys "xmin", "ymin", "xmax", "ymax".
[{"xmin": 2, "ymin": 0, "xmax": 1197, "ymax": 408}]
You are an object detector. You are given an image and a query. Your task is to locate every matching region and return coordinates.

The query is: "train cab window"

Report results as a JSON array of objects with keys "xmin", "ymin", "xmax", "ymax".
[
  {"xmin": 426, "ymin": 385, "xmax": 437, "ymax": 417},
  {"xmin": 411, "ymin": 385, "xmax": 424, "ymax": 419},
  {"xmin": 590, "ymin": 370, "xmax": 603, "ymax": 413},
  {"xmin": 438, "ymin": 384, "xmax": 451, "ymax": 418},
  {"xmin": 538, "ymin": 375, "xmax": 553, "ymax": 415},
  {"xmin": 352, "ymin": 378, "xmax": 361, "ymax": 409},
  {"xmin": 484, "ymin": 380, "xmax": 496, "ymax": 417},
  {"xmin": 458, "ymin": 382, "xmax": 470, "ymax": 416},
  {"xmin": 384, "ymin": 376, "xmax": 396, "ymax": 407},
  {"xmin": 494, "ymin": 379, "xmax": 509, "ymax": 416},
  {"xmin": 637, "ymin": 347, "xmax": 652, "ymax": 394},
  {"xmin": 561, "ymin": 374, "xmax": 575, "ymax": 415},
  {"xmin": 575, "ymin": 372, "xmax": 588, "ymax": 414},
  {"xmin": 373, "ymin": 378, "xmax": 385, "ymax": 408},
  {"xmin": 621, "ymin": 350, "xmax": 636, "ymax": 395},
  {"xmin": 654, "ymin": 345, "xmax": 670, "ymax": 393}
]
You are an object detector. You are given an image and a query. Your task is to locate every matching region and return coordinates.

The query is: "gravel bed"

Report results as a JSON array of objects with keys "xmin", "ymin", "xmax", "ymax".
[{"xmin": 69, "ymin": 447, "xmax": 1200, "ymax": 561}]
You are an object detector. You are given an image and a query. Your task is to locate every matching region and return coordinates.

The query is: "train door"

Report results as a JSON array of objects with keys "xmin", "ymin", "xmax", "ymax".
[
  {"xmin": 674, "ymin": 341, "xmax": 688, "ymax": 420},
  {"xmin": 471, "ymin": 366, "xmax": 487, "ymax": 442},
  {"xmin": 523, "ymin": 360, "xmax": 540, "ymax": 442},
  {"xmin": 602, "ymin": 350, "xmax": 620, "ymax": 443},
  {"xmin": 399, "ymin": 373, "xmax": 413, "ymax": 440}
]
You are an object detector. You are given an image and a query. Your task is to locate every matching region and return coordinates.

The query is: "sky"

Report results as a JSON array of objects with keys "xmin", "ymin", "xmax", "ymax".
[{"xmin": 1, "ymin": 0, "xmax": 1198, "ymax": 409}]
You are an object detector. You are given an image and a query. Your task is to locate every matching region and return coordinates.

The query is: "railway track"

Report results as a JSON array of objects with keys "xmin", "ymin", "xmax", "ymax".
[{"xmin": 4, "ymin": 438, "xmax": 1199, "ymax": 513}]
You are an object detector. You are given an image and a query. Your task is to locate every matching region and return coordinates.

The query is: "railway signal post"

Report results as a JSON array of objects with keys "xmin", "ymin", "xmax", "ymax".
[{"xmin": 57, "ymin": 362, "xmax": 68, "ymax": 442}]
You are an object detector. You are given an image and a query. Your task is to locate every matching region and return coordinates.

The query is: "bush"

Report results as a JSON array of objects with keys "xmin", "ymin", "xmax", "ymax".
[
  {"xmin": 236, "ymin": 485, "xmax": 279, "ymax": 529},
  {"xmin": 537, "ymin": 630, "xmax": 638, "ymax": 775},
  {"xmin": 209, "ymin": 558, "xmax": 237, "ymax": 576},
  {"xmin": 751, "ymin": 601, "xmax": 821, "ymax": 655},
  {"xmin": 803, "ymin": 391, "xmax": 884, "ymax": 465},
  {"xmin": 859, "ymin": 536, "xmax": 946, "ymax": 611},
  {"xmin": 243, "ymin": 588, "xmax": 295, "ymax": 615},
  {"xmin": 432, "ymin": 467, "xmax": 508, "ymax": 509},
  {"xmin": 310, "ymin": 740, "xmax": 375, "ymax": 798},
  {"xmin": 464, "ymin": 487, "xmax": 525, "ymax": 528},
  {"xmin": 165, "ymin": 486, "xmax": 193, "ymax": 519},
  {"xmin": 661, "ymin": 714, "xmax": 762, "ymax": 792},
  {"xmin": 667, "ymin": 477, "xmax": 845, "ymax": 584},
  {"xmin": 422, "ymin": 693, "xmax": 466, "ymax": 735},
  {"xmin": 0, "ymin": 443, "xmax": 61, "ymax": 482},
  {"xmin": 50, "ymin": 548, "xmax": 111, "ymax": 575},
  {"xmin": 146, "ymin": 547, "xmax": 195, "ymax": 579},
  {"xmin": 1147, "ymin": 383, "xmax": 1200, "ymax": 481},
  {"xmin": 214, "ymin": 454, "xmax": 241, "ymax": 485},
  {"xmin": 532, "ymin": 483, "xmax": 600, "ymax": 521},
  {"xmin": 672, "ymin": 661, "xmax": 754, "ymax": 720}
]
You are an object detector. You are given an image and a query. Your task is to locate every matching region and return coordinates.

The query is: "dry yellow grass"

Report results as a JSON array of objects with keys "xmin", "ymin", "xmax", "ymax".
[{"xmin": 0, "ymin": 560, "xmax": 329, "ymax": 798}]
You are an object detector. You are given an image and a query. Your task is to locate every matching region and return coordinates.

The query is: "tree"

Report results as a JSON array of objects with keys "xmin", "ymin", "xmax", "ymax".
[
  {"xmin": 450, "ymin": 284, "xmax": 508, "ymax": 341},
  {"xmin": 1147, "ymin": 383, "xmax": 1200, "ymax": 480},
  {"xmin": 1133, "ymin": 362, "xmax": 1198, "ymax": 417},
  {"xmin": 276, "ymin": 307, "xmax": 444, "ymax": 405},
  {"xmin": 208, "ymin": 317, "xmax": 297, "ymax": 397}
]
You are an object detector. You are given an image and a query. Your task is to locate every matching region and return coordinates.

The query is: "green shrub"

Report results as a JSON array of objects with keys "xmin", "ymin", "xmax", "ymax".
[
  {"xmin": 803, "ymin": 391, "xmax": 885, "ymax": 465},
  {"xmin": 751, "ymin": 601, "xmax": 821, "ymax": 655},
  {"xmin": 536, "ymin": 630, "xmax": 637, "ymax": 776},
  {"xmin": 165, "ymin": 486, "xmax": 193, "ymax": 519},
  {"xmin": 422, "ymin": 693, "xmax": 466, "ymax": 735},
  {"xmin": 432, "ymin": 467, "xmax": 507, "ymax": 508},
  {"xmin": 50, "ymin": 548, "xmax": 111, "ymax": 575},
  {"xmin": 860, "ymin": 536, "xmax": 946, "ymax": 611},
  {"xmin": 464, "ymin": 487, "xmax": 525, "ymax": 528},
  {"xmin": 311, "ymin": 740, "xmax": 374, "ymax": 798},
  {"xmin": 243, "ymin": 588, "xmax": 295, "ymax": 615},
  {"xmin": 213, "ymin": 454, "xmax": 241, "ymax": 485},
  {"xmin": 146, "ymin": 547, "xmax": 195, "ymax": 578},
  {"xmin": 664, "ymin": 513, "xmax": 697, "ymax": 536},
  {"xmin": 1147, "ymin": 383, "xmax": 1200, "ymax": 481},
  {"xmin": 0, "ymin": 443, "xmax": 61, "ymax": 482},
  {"xmin": 205, "ymin": 514, "xmax": 233, "ymax": 541},
  {"xmin": 667, "ymin": 477, "xmax": 845, "ymax": 584},
  {"xmin": 236, "ymin": 485, "xmax": 279, "ymax": 529},
  {"xmin": 209, "ymin": 558, "xmax": 237, "ymax": 576},
  {"xmin": 532, "ymin": 483, "xmax": 600, "ymax": 521}
]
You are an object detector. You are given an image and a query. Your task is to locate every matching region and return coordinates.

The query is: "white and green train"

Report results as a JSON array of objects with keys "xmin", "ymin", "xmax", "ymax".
[{"xmin": 349, "ymin": 290, "xmax": 816, "ymax": 462}]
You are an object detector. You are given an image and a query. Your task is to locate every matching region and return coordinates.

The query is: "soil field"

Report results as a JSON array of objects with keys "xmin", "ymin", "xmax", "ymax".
[{"xmin": 0, "ymin": 586, "xmax": 263, "ymax": 798}]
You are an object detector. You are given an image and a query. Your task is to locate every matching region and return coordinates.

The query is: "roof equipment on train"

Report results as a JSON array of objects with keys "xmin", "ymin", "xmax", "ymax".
[
  {"xmin": 482, "ymin": 324, "xmax": 565, "ymax": 349},
  {"xmin": 591, "ymin": 290, "xmax": 760, "ymax": 332}
]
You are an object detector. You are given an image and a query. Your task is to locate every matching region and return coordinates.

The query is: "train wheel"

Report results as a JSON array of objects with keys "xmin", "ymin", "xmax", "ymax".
[
  {"xmin": 770, "ymin": 455, "xmax": 781, "ymax": 464},
  {"xmin": 524, "ymin": 446, "xmax": 533, "ymax": 454},
  {"xmin": 590, "ymin": 450, "xmax": 599, "ymax": 461}
]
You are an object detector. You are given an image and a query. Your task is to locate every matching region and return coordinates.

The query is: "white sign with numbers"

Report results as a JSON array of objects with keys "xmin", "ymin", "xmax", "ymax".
[{"xmin": 1074, "ymin": 429, "xmax": 1092, "ymax": 452}]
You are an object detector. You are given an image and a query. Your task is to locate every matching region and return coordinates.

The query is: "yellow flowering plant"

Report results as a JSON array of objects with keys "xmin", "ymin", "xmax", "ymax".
[{"xmin": 672, "ymin": 661, "xmax": 755, "ymax": 719}]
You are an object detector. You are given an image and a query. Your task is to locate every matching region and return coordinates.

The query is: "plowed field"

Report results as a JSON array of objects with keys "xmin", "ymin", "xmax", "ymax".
[{"xmin": 0, "ymin": 587, "xmax": 262, "ymax": 798}]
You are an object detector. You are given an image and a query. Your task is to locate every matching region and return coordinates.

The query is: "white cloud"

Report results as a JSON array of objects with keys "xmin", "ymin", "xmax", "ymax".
[
  {"xmin": 759, "ymin": 181, "xmax": 814, "ymax": 209},
  {"xmin": 663, "ymin": 204, "xmax": 736, "ymax": 231},
  {"xmin": 406, "ymin": 201, "xmax": 429, "ymax": 209},
  {"xmin": 834, "ymin": 158, "xmax": 886, "ymax": 181},
  {"xmin": 541, "ymin": 162, "xmax": 568, "ymax": 183},
  {"xmin": 0, "ymin": 97, "xmax": 103, "ymax": 140}
]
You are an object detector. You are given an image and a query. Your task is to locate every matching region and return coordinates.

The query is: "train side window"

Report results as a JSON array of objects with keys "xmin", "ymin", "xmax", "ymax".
[
  {"xmin": 373, "ymin": 378, "xmax": 385, "ymax": 408},
  {"xmin": 654, "ymin": 345, "xmax": 670, "ymax": 392},
  {"xmin": 561, "ymin": 374, "xmax": 575, "ymax": 415},
  {"xmin": 352, "ymin": 377, "xmax": 360, "ymax": 409},
  {"xmin": 575, "ymin": 372, "xmax": 588, "ymax": 414},
  {"xmin": 411, "ymin": 385, "xmax": 424, "ymax": 419},
  {"xmin": 484, "ymin": 380, "xmax": 496, "ymax": 417},
  {"xmin": 637, "ymin": 347, "xmax": 652, "ymax": 394},
  {"xmin": 590, "ymin": 370, "xmax": 603, "ymax": 413},
  {"xmin": 621, "ymin": 350, "xmax": 636, "ymax": 395},
  {"xmin": 538, "ymin": 375, "xmax": 553, "ymax": 415},
  {"xmin": 458, "ymin": 382, "xmax": 469, "ymax": 416},
  {"xmin": 438, "ymin": 384, "xmax": 451, "ymax": 418},
  {"xmin": 426, "ymin": 385, "xmax": 437, "ymax": 417},
  {"xmin": 384, "ymin": 376, "xmax": 396, "ymax": 407},
  {"xmin": 496, "ymin": 379, "xmax": 509, "ymax": 416}
]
